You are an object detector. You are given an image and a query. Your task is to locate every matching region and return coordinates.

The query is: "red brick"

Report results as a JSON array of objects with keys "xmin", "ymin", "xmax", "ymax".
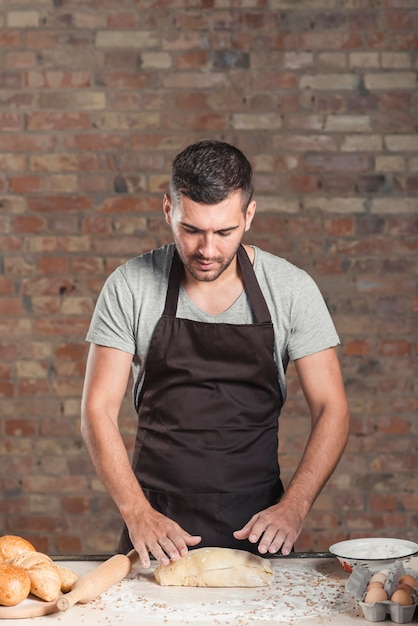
[
  {"xmin": 98, "ymin": 197, "xmax": 161, "ymax": 213},
  {"xmin": 297, "ymin": 32, "xmax": 363, "ymax": 50},
  {"xmin": 56, "ymin": 536, "xmax": 82, "ymax": 554},
  {"xmin": 289, "ymin": 175, "xmax": 319, "ymax": 193},
  {"xmin": 0, "ymin": 278, "xmax": 15, "ymax": 295},
  {"xmin": 9, "ymin": 515, "xmax": 66, "ymax": 534},
  {"xmin": 101, "ymin": 72, "xmax": 159, "ymax": 89},
  {"xmin": 55, "ymin": 343, "xmax": 87, "ymax": 360},
  {"xmin": 324, "ymin": 218, "xmax": 355, "ymax": 236},
  {"xmin": 0, "ymin": 113, "xmax": 23, "ymax": 131},
  {"xmin": 28, "ymin": 196, "xmax": 93, "ymax": 213},
  {"xmin": 343, "ymin": 339, "xmax": 374, "ymax": 356},
  {"xmin": 251, "ymin": 72, "xmax": 297, "ymax": 89},
  {"xmin": 0, "ymin": 134, "xmax": 56, "ymax": 152},
  {"xmin": 175, "ymin": 50, "xmax": 209, "ymax": 70},
  {"xmin": 27, "ymin": 112, "xmax": 91, "ymax": 131},
  {"xmin": 0, "ymin": 298, "xmax": 25, "ymax": 315},
  {"xmin": 79, "ymin": 174, "xmax": 114, "ymax": 193},
  {"xmin": 18, "ymin": 380, "xmax": 51, "ymax": 397},
  {"xmin": 64, "ymin": 133, "xmax": 127, "ymax": 151},
  {"xmin": 304, "ymin": 154, "xmax": 370, "ymax": 172},
  {"xmin": 9, "ymin": 176, "xmax": 42, "ymax": 194},
  {"xmin": 0, "ymin": 236, "xmax": 22, "ymax": 252},
  {"xmin": 61, "ymin": 497, "xmax": 91, "ymax": 515},
  {"xmin": 379, "ymin": 340, "xmax": 411, "ymax": 356},
  {"xmin": 0, "ymin": 381, "xmax": 14, "ymax": 398},
  {"xmin": 5, "ymin": 419, "xmax": 37, "ymax": 437},
  {"xmin": 26, "ymin": 71, "xmax": 93, "ymax": 89},
  {"xmin": 37, "ymin": 257, "xmax": 70, "ymax": 274},
  {"xmin": 0, "ymin": 31, "xmax": 23, "ymax": 48},
  {"xmin": 163, "ymin": 112, "xmax": 229, "ymax": 131}
]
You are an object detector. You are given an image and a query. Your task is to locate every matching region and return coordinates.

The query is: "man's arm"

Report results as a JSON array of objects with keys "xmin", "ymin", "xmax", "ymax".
[
  {"xmin": 233, "ymin": 346, "xmax": 350, "ymax": 555},
  {"xmin": 80, "ymin": 344, "xmax": 201, "ymax": 567}
]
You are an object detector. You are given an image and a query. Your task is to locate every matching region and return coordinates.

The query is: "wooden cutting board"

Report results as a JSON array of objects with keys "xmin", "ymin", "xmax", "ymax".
[{"xmin": 0, "ymin": 596, "xmax": 59, "ymax": 619}]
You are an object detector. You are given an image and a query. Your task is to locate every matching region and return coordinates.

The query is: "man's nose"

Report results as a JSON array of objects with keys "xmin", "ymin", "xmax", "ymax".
[{"xmin": 198, "ymin": 234, "xmax": 215, "ymax": 258}]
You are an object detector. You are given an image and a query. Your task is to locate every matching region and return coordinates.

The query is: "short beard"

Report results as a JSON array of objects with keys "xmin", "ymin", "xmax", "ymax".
[{"xmin": 183, "ymin": 248, "xmax": 238, "ymax": 282}]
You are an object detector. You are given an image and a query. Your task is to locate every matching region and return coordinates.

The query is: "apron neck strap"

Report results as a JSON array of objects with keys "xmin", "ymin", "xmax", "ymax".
[
  {"xmin": 237, "ymin": 245, "xmax": 271, "ymax": 324},
  {"xmin": 163, "ymin": 245, "xmax": 271, "ymax": 324}
]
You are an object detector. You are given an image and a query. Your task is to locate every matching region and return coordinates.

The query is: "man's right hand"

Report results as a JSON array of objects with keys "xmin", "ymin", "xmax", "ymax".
[{"xmin": 127, "ymin": 504, "xmax": 202, "ymax": 568}]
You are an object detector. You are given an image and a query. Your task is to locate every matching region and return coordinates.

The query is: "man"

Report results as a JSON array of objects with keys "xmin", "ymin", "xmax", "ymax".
[{"xmin": 81, "ymin": 139, "xmax": 349, "ymax": 569}]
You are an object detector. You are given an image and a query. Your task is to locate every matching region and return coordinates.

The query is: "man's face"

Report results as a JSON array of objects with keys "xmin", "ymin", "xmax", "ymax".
[{"xmin": 163, "ymin": 191, "xmax": 256, "ymax": 283}]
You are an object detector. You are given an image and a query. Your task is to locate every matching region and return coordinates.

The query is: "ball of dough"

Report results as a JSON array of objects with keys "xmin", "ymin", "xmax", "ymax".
[
  {"xmin": 154, "ymin": 547, "xmax": 274, "ymax": 587},
  {"xmin": 0, "ymin": 563, "xmax": 31, "ymax": 606}
]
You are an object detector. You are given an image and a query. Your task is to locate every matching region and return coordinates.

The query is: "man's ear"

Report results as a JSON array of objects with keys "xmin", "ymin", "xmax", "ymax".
[
  {"xmin": 244, "ymin": 200, "xmax": 256, "ymax": 232},
  {"xmin": 163, "ymin": 194, "xmax": 172, "ymax": 225}
]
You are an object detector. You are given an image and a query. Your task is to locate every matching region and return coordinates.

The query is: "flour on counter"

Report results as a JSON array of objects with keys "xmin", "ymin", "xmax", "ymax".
[{"xmin": 91, "ymin": 560, "xmax": 357, "ymax": 625}]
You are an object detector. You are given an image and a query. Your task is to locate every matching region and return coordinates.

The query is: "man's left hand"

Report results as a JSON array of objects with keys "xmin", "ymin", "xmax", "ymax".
[{"xmin": 233, "ymin": 500, "xmax": 303, "ymax": 556}]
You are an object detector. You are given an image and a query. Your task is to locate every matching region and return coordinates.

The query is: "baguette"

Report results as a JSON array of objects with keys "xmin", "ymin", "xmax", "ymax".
[
  {"xmin": 0, "ymin": 563, "xmax": 31, "ymax": 606},
  {"xmin": 10, "ymin": 551, "xmax": 62, "ymax": 602},
  {"xmin": 0, "ymin": 535, "xmax": 36, "ymax": 564}
]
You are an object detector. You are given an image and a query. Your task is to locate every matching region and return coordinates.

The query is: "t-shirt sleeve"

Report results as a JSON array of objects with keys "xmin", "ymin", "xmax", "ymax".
[
  {"xmin": 86, "ymin": 267, "xmax": 136, "ymax": 355},
  {"xmin": 286, "ymin": 272, "xmax": 340, "ymax": 361}
]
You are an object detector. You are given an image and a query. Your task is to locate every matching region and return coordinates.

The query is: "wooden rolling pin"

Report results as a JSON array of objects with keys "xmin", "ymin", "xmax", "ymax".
[
  {"xmin": 56, "ymin": 549, "xmax": 139, "ymax": 612},
  {"xmin": 0, "ymin": 550, "xmax": 139, "ymax": 619}
]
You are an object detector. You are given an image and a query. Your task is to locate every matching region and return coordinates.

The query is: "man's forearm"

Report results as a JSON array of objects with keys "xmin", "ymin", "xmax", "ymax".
[
  {"xmin": 81, "ymin": 409, "xmax": 151, "ymax": 525},
  {"xmin": 281, "ymin": 405, "xmax": 350, "ymax": 518}
]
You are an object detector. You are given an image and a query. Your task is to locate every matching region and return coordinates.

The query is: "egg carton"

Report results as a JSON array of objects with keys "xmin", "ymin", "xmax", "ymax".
[{"xmin": 346, "ymin": 560, "xmax": 418, "ymax": 623}]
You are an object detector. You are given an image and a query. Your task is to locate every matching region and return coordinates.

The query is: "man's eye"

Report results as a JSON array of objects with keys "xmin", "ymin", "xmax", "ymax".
[{"xmin": 218, "ymin": 231, "xmax": 232, "ymax": 237}]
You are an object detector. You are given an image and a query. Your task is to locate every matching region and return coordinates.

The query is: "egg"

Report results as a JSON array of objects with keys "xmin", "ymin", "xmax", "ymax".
[
  {"xmin": 397, "ymin": 583, "xmax": 414, "ymax": 595},
  {"xmin": 398, "ymin": 574, "xmax": 418, "ymax": 588},
  {"xmin": 391, "ymin": 588, "xmax": 414, "ymax": 606},
  {"xmin": 367, "ymin": 581, "xmax": 384, "ymax": 590},
  {"xmin": 364, "ymin": 587, "xmax": 388, "ymax": 604},
  {"xmin": 369, "ymin": 572, "xmax": 388, "ymax": 584}
]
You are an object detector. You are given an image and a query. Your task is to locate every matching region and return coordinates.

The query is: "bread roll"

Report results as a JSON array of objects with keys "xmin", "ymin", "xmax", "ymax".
[
  {"xmin": 56, "ymin": 565, "xmax": 78, "ymax": 593},
  {"xmin": 10, "ymin": 551, "xmax": 61, "ymax": 602},
  {"xmin": 0, "ymin": 563, "xmax": 31, "ymax": 606},
  {"xmin": 154, "ymin": 547, "xmax": 274, "ymax": 587},
  {"xmin": 0, "ymin": 535, "xmax": 36, "ymax": 564}
]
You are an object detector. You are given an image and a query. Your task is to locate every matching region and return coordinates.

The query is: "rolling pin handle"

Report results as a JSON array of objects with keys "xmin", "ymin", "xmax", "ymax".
[{"xmin": 56, "ymin": 595, "xmax": 71, "ymax": 612}]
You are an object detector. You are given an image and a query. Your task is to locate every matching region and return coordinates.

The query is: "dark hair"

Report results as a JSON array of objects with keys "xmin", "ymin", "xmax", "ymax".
[{"xmin": 169, "ymin": 140, "xmax": 254, "ymax": 212}]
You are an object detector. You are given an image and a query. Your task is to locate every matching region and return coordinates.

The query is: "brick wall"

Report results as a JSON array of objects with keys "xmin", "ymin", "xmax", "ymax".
[{"xmin": 0, "ymin": 1, "xmax": 417, "ymax": 556}]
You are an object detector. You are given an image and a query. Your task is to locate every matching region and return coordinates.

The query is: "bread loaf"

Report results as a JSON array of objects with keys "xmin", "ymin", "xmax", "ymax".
[
  {"xmin": 56, "ymin": 565, "xmax": 78, "ymax": 593},
  {"xmin": 154, "ymin": 547, "xmax": 274, "ymax": 587},
  {"xmin": 0, "ymin": 535, "xmax": 36, "ymax": 564},
  {"xmin": 10, "ymin": 551, "xmax": 62, "ymax": 602},
  {"xmin": 0, "ymin": 563, "xmax": 31, "ymax": 606}
]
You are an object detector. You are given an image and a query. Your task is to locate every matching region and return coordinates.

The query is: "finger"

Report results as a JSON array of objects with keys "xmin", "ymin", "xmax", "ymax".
[
  {"xmin": 233, "ymin": 515, "xmax": 259, "ymax": 540},
  {"xmin": 257, "ymin": 527, "xmax": 280, "ymax": 554},
  {"xmin": 149, "ymin": 542, "xmax": 170, "ymax": 566},
  {"xmin": 267, "ymin": 532, "xmax": 286, "ymax": 555},
  {"xmin": 280, "ymin": 536, "xmax": 294, "ymax": 556},
  {"xmin": 158, "ymin": 537, "xmax": 180, "ymax": 561},
  {"xmin": 137, "ymin": 545, "xmax": 151, "ymax": 569},
  {"xmin": 175, "ymin": 534, "xmax": 201, "ymax": 557}
]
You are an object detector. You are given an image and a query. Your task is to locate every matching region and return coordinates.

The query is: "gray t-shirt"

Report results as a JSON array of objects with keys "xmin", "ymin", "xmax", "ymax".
[{"xmin": 86, "ymin": 244, "xmax": 340, "ymax": 407}]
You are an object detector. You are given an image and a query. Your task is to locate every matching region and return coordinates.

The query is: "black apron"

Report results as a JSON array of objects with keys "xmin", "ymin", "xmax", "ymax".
[{"xmin": 119, "ymin": 245, "xmax": 284, "ymax": 554}]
